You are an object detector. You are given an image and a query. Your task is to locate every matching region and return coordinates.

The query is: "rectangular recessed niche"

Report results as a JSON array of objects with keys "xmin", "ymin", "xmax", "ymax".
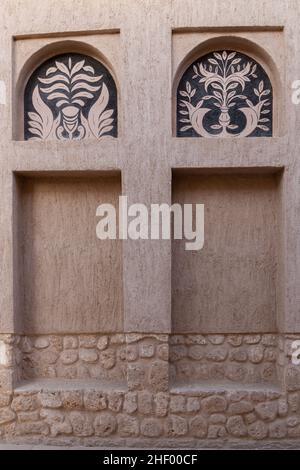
[
  {"xmin": 172, "ymin": 170, "xmax": 282, "ymax": 334},
  {"xmin": 14, "ymin": 173, "xmax": 123, "ymax": 335},
  {"xmin": 171, "ymin": 169, "xmax": 282, "ymax": 389}
]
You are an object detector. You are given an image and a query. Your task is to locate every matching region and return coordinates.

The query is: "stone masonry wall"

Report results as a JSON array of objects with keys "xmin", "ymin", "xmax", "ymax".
[
  {"xmin": 170, "ymin": 334, "xmax": 279, "ymax": 385},
  {"xmin": 0, "ymin": 333, "xmax": 300, "ymax": 446},
  {"xmin": 18, "ymin": 334, "xmax": 127, "ymax": 382},
  {"xmin": 0, "ymin": 382, "xmax": 300, "ymax": 446}
]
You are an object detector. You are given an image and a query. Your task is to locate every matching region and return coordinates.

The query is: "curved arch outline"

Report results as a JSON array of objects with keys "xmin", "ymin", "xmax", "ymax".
[
  {"xmin": 172, "ymin": 36, "xmax": 283, "ymax": 137},
  {"xmin": 15, "ymin": 39, "xmax": 119, "ymax": 140}
]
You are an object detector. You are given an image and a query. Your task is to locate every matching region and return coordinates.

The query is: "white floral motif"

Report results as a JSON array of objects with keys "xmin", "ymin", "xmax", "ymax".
[
  {"xmin": 179, "ymin": 51, "xmax": 271, "ymax": 137},
  {"xmin": 27, "ymin": 57, "xmax": 115, "ymax": 140}
]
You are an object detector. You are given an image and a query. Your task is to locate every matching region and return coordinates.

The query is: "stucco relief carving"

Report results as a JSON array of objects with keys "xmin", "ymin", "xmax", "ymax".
[
  {"xmin": 177, "ymin": 50, "xmax": 272, "ymax": 137},
  {"xmin": 24, "ymin": 53, "xmax": 117, "ymax": 141}
]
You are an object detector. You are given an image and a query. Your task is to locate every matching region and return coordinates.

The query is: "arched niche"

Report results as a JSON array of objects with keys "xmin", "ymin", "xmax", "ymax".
[
  {"xmin": 174, "ymin": 37, "xmax": 281, "ymax": 138},
  {"xmin": 17, "ymin": 41, "xmax": 118, "ymax": 141}
]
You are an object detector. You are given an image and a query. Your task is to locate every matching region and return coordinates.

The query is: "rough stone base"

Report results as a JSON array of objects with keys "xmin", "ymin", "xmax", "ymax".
[
  {"xmin": 0, "ymin": 333, "xmax": 300, "ymax": 446},
  {"xmin": 0, "ymin": 387, "xmax": 299, "ymax": 444}
]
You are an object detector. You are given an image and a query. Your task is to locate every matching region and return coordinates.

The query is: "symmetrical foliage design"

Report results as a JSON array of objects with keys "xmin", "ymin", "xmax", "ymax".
[
  {"xmin": 24, "ymin": 53, "xmax": 117, "ymax": 141},
  {"xmin": 177, "ymin": 50, "xmax": 273, "ymax": 137}
]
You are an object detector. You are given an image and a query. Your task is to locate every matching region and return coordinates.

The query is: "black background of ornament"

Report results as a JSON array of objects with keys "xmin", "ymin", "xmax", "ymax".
[
  {"xmin": 24, "ymin": 53, "xmax": 118, "ymax": 140},
  {"xmin": 176, "ymin": 50, "xmax": 273, "ymax": 137}
]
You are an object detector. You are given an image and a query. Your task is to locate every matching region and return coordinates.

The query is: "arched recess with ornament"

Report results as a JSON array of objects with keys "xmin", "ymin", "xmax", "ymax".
[
  {"xmin": 174, "ymin": 37, "xmax": 281, "ymax": 138},
  {"xmin": 22, "ymin": 43, "xmax": 118, "ymax": 141}
]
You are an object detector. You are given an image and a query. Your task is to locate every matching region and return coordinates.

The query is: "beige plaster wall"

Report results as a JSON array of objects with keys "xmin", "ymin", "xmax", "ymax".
[
  {"xmin": 0, "ymin": 0, "xmax": 295, "ymax": 336},
  {"xmin": 16, "ymin": 174, "xmax": 123, "ymax": 334},
  {"xmin": 172, "ymin": 171, "xmax": 281, "ymax": 333},
  {"xmin": 0, "ymin": 0, "xmax": 299, "ymax": 448}
]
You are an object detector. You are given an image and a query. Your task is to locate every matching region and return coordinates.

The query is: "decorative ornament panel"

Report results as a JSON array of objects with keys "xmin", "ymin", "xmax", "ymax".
[
  {"xmin": 177, "ymin": 50, "xmax": 272, "ymax": 137},
  {"xmin": 24, "ymin": 53, "xmax": 117, "ymax": 141}
]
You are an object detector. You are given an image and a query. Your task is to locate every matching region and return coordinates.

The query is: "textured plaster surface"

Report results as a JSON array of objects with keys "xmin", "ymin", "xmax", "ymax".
[{"xmin": 0, "ymin": 0, "xmax": 299, "ymax": 447}]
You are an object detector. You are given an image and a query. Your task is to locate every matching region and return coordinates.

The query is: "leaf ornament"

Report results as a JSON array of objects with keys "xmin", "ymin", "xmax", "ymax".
[
  {"xmin": 178, "ymin": 50, "xmax": 272, "ymax": 137},
  {"xmin": 26, "ymin": 56, "xmax": 116, "ymax": 141},
  {"xmin": 87, "ymin": 83, "xmax": 114, "ymax": 138},
  {"xmin": 27, "ymin": 86, "xmax": 56, "ymax": 140}
]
